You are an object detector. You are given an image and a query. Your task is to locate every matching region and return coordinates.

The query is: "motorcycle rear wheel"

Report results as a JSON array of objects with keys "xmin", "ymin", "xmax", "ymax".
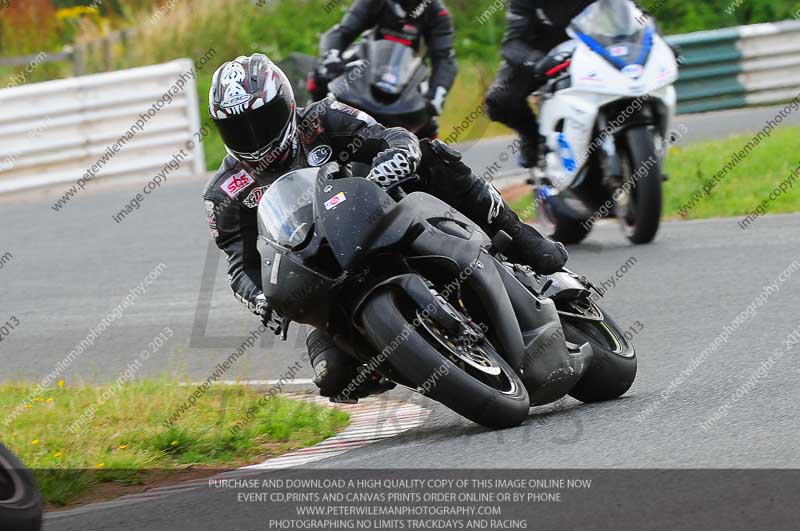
[
  {"xmin": 361, "ymin": 289, "xmax": 530, "ymax": 429},
  {"xmin": 561, "ymin": 305, "xmax": 637, "ymax": 403}
]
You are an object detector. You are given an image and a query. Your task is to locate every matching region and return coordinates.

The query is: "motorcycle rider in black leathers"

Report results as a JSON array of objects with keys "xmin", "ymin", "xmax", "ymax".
[
  {"xmin": 309, "ymin": 0, "xmax": 457, "ymax": 139},
  {"xmin": 203, "ymin": 54, "xmax": 567, "ymax": 400},
  {"xmin": 486, "ymin": 0, "xmax": 674, "ymax": 168}
]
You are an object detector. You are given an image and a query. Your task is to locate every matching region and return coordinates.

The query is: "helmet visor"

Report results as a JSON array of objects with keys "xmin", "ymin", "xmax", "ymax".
[{"xmin": 214, "ymin": 92, "xmax": 294, "ymax": 163}]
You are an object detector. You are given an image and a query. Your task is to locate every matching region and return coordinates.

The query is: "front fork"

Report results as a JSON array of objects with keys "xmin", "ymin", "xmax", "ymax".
[{"xmin": 596, "ymin": 112, "xmax": 624, "ymax": 190}]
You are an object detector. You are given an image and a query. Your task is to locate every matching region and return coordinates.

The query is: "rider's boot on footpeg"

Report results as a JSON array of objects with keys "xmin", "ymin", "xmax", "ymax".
[
  {"xmin": 517, "ymin": 135, "xmax": 541, "ymax": 169},
  {"xmin": 489, "ymin": 209, "xmax": 568, "ymax": 275},
  {"xmin": 307, "ymin": 329, "xmax": 395, "ymax": 403}
]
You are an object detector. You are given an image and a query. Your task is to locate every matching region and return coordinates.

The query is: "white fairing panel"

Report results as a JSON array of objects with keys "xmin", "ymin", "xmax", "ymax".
[{"xmin": 539, "ymin": 31, "xmax": 678, "ymax": 190}]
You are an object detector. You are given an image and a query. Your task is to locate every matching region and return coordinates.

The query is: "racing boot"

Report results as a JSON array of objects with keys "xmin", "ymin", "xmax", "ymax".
[
  {"xmin": 307, "ymin": 329, "xmax": 395, "ymax": 403},
  {"xmin": 488, "ymin": 208, "xmax": 568, "ymax": 274},
  {"xmin": 417, "ymin": 139, "xmax": 568, "ymax": 274},
  {"xmin": 517, "ymin": 135, "xmax": 541, "ymax": 169}
]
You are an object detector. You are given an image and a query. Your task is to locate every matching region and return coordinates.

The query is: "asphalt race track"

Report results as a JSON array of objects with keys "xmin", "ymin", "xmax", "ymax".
[
  {"xmin": 39, "ymin": 213, "xmax": 800, "ymax": 530},
  {"xmin": 2, "ymin": 106, "xmax": 797, "ymax": 385},
  {"xmin": 1, "ymin": 106, "xmax": 799, "ymax": 529}
]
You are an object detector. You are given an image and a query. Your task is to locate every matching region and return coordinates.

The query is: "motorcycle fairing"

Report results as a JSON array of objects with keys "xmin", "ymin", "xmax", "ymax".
[
  {"xmin": 538, "ymin": 32, "xmax": 678, "ymax": 189},
  {"xmin": 367, "ymin": 40, "xmax": 422, "ymax": 96},
  {"xmin": 392, "ymin": 192, "xmax": 592, "ymax": 402},
  {"xmin": 494, "ymin": 263, "xmax": 593, "ymax": 405},
  {"xmin": 315, "ymin": 176, "xmax": 413, "ymax": 270},
  {"xmin": 329, "ymin": 40, "xmax": 429, "ymax": 133},
  {"xmin": 573, "ymin": 25, "xmax": 654, "ymax": 71},
  {"xmin": 257, "ymin": 237, "xmax": 336, "ymax": 329}
]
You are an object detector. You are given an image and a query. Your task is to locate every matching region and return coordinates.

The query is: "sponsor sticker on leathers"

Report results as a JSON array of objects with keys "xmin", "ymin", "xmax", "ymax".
[
  {"xmin": 221, "ymin": 170, "xmax": 254, "ymax": 198},
  {"xmin": 205, "ymin": 200, "xmax": 219, "ymax": 238},
  {"xmin": 243, "ymin": 186, "xmax": 268, "ymax": 209},
  {"xmin": 308, "ymin": 145, "xmax": 333, "ymax": 167}
]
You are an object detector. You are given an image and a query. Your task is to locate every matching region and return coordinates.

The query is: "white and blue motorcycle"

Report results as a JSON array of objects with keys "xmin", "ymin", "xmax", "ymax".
[{"xmin": 532, "ymin": 0, "xmax": 680, "ymax": 244}]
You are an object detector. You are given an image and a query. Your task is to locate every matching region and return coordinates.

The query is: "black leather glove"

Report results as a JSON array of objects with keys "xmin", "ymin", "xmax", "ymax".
[
  {"xmin": 319, "ymin": 49, "xmax": 345, "ymax": 79},
  {"xmin": 255, "ymin": 294, "xmax": 285, "ymax": 335},
  {"xmin": 426, "ymin": 99, "xmax": 441, "ymax": 119},
  {"xmin": 425, "ymin": 86, "xmax": 447, "ymax": 117},
  {"xmin": 367, "ymin": 147, "xmax": 421, "ymax": 189}
]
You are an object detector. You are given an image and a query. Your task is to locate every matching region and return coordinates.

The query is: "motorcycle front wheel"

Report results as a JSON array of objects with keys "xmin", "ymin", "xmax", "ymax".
[
  {"xmin": 534, "ymin": 187, "xmax": 593, "ymax": 245},
  {"xmin": 616, "ymin": 125, "xmax": 663, "ymax": 244},
  {"xmin": 361, "ymin": 289, "xmax": 530, "ymax": 429},
  {"xmin": 0, "ymin": 444, "xmax": 42, "ymax": 531}
]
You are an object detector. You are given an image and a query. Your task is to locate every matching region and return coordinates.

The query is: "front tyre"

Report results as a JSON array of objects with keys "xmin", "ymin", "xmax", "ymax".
[
  {"xmin": 361, "ymin": 290, "xmax": 530, "ymax": 429},
  {"xmin": 561, "ymin": 306, "xmax": 637, "ymax": 403},
  {"xmin": 616, "ymin": 126, "xmax": 662, "ymax": 244},
  {"xmin": 535, "ymin": 187, "xmax": 593, "ymax": 245},
  {"xmin": 0, "ymin": 444, "xmax": 42, "ymax": 531}
]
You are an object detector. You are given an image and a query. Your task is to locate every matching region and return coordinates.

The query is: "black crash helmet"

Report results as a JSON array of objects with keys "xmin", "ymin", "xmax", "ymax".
[{"xmin": 209, "ymin": 53, "xmax": 297, "ymax": 178}]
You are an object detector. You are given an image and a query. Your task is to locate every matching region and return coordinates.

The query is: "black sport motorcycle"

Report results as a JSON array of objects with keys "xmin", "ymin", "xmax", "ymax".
[
  {"xmin": 257, "ymin": 165, "xmax": 637, "ymax": 429},
  {"xmin": 331, "ymin": 39, "xmax": 431, "ymax": 135},
  {"xmin": 0, "ymin": 444, "xmax": 42, "ymax": 530},
  {"xmin": 290, "ymin": 38, "xmax": 433, "ymax": 136}
]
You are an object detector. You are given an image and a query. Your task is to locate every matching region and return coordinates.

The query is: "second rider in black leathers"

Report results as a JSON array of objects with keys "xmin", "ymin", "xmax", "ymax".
[
  {"xmin": 203, "ymin": 54, "xmax": 567, "ymax": 400},
  {"xmin": 486, "ymin": 0, "xmax": 598, "ymax": 168},
  {"xmin": 310, "ymin": 0, "xmax": 457, "ymax": 139}
]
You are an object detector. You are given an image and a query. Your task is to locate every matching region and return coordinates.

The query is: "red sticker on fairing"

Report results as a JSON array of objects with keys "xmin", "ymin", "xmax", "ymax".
[
  {"xmin": 324, "ymin": 192, "xmax": 347, "ymax": 210},
  {"xmin": 221, "ymin": 171, "xmax": 254, "ymax": 198}
]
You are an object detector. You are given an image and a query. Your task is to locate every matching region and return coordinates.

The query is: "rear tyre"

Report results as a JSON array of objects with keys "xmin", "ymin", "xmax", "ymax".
[
  {"xmin": 361, "ymin": 290, "xmax": 530, "ymax": 429},
  {"xmin": 562, "ymin": 309, "xmax": 637, "ymax": 403},
  {"xmin": 0, "ymin": 444, "xmax": 42, "ymax": 531},
  {"xmin": 617, "ymin": 126, "xmax": 662, "ymax": 244}
]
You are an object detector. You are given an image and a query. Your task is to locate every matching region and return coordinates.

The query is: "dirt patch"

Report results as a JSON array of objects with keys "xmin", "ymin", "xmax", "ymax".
[
  {"xmin": 44, "ymin": 434, "xmax": 345, "ymax": 511},
  {"xmin": 502, "ymin": 183, "xmax": 531, "ymax": 205},
  {"xmin": 44, "ymin": 467, "xmax": 233, "ymax": 512}
]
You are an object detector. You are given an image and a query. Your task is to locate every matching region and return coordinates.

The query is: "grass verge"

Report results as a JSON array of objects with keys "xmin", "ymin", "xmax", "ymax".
[
  {"xmin": 663, "ymin": 125, "xmax": 800, "ymax": 219},
  {"xmin": 508, "ymin": 188, "xmax": 536, "ymax": 221},
  {"xmin": 505, "ymin": 126, "xmax": 800, "ymax": 223},
  {"xmin": 0, "ymin": 381, "xmax": 349, "ymax": 507},
  {"xmin": 438, "ymin": 62, "xmax": 510, "ymax": 144}
]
